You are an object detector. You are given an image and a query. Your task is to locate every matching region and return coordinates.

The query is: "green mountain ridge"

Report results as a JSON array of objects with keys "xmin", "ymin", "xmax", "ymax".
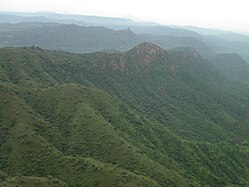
[{"xmin": 1, "ymin": 44, "xmax": 249, "ymax": 186}]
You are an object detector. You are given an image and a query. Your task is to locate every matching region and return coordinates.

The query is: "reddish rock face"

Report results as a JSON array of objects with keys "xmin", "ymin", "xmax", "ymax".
[
  {"xmin": 109, "ymin": 42, "xmax": 204, "ymax": 75},
  {"xmin": 133, "ymin": 42, "xmax": 164, "ymax": 64},
  {"xmin": 134, "ymin": 42, "xmax": 163, "ymax": 55},
  {"xmin": 109, "ymin": 43, "xmax": 165, "ymax": 73},
  {"xmin": 111, "ymin": 55, "xmax": 125, "ymax": 72}
]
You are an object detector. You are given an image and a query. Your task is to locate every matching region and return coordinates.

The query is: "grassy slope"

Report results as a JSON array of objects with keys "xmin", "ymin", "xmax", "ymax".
[
  {"xmin": 0, "ymin": 83, "xmax": 162, "ymax": 187},
  {"xmin": 0, "ymin": 176, "xmax": 68, "ymax": 187}
]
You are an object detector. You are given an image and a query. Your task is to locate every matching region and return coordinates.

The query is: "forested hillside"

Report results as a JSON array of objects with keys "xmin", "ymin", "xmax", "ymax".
[{"xmin": 1, "ymin": 44, "xmax": 249, "ymax": 186}]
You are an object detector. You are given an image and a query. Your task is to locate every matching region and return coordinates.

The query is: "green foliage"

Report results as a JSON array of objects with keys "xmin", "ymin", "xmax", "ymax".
[
  {"xmin": 0, "ymin": 176, "xmax": 69, "ymax": 187},
  {"xmin": 1, "ymin": 45, "xmax": 249, "ymax": 186},
  {"xmin": 211, "ymin": 53, "xmax": 249, "ymax": 84}
]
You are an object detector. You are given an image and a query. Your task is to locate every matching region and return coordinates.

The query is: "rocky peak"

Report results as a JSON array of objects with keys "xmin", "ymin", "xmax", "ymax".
[
  {"xmin": 110, "ymin": 42, "xmax": 166, "ymax": 73},
  {"xmin": 133, "ymin": 42, "xmax": 164, "ymax": 56},
  {"xmin": 128, "ymin": 42, "xmax": 165, "ymax": 65}
]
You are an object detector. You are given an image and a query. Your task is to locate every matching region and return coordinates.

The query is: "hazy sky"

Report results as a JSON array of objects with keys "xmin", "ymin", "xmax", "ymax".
[{"xmin": 1, "ymin": 0, "xmax": 249, "ymax": 33}]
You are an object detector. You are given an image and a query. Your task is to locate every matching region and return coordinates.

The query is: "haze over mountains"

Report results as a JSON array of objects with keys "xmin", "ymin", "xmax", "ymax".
[
  {"xmin": 1, "ymin": 12, "xmax": 249, "ymax": 187},
  {"xmin": 1, "ymin": 12, "xmax": 249, "ymax": 62}
]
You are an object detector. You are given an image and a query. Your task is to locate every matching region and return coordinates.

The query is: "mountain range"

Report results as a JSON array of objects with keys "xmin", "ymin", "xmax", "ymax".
[
  {"xmin": 1, "ymin": 12, "xmax": 249, "ymax": 187},
  {"xmin": 0, "ymin": 22, "xmax": 213, "ymax": 58},
  {"xmin": 1, "ymin": 43, "xmax": 249, "ymax": 186},
  {"xmin": 1, "ymin": 12, "xmax": 249, "ymax": 61}
]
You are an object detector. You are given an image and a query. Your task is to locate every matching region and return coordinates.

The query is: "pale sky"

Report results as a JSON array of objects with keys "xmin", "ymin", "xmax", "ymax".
[{"xmin": 0, "ymin": 0, "xmax": 249, "ymax": 33}]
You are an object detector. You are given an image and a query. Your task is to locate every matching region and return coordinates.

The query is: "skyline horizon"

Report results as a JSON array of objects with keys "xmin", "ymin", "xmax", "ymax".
[
  {"xmin": 1, "ymin": 0, "xmax": 249, "ymax": 34},
  {"xmin": 1, "ymin": 10, "xmax": 249, "ymax": 35}
]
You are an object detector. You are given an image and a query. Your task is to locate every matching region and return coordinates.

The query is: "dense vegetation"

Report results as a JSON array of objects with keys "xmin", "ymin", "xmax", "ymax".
[
  {"xmin": 211, "ymin": 53, "xmax": 249, "ymax": 84},
  {"xmin": 1, "ymin": 44, "xmax": 249, "ymax": 186}
]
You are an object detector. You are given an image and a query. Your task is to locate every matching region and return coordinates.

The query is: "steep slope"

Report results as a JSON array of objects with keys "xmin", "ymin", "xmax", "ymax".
[
  {"xmin": 96, "ymin": 44, "xmax": 249, "ymax": 142},
  {"xmin": 1, "ymin": 45, "xmax": 249, "ymax": 142},
  {"xmin": 1, "ymin": 79, "xmax": 248, "ymax": 187},
  {"xmin": 0, "ymin": 82, "xmax": 164, "ymax": 187},
  {"xmin": 1, "ymin": 46, "xmax": 249, "ymax": 186},
  {"xmin": 211, "ymin": 53, "xmax": 249, "ymax": 84}
]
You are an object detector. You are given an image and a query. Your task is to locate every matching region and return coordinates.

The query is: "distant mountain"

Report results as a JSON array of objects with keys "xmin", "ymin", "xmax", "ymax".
[
  {"xmin": 1, "ymin": 12, "xmax": 249, "ymax": 62},
  {"xmin": 175, "ymin": 25, "xmax": 249, "ymax": 42},
  {"xmin": 0, "ymin": 13, "xmax": 60, "ymax": 24},
  {"xmin": 203, "ymin": 36, "xmax": 249, "ymax": 62},
  {"xmin": 0, "ymin": 12, "xmax": 200, "ymax": 37},
  {"xmin": 212, "ymin": 33, "xmax": 249, "ymax": 43},
  {"xmin": 172, "ymin": 25, "xmax": 232, "ymax": 36},
  {"xmin": 0, "ymin": 23, "xmax": 142, "ymax": 52},
  {"xmin": 0, "ymin": 12, "xmax": 156, "ymax": 27},
  {"xmin": 140, "ymin": 34, "xmax": 214, "ymax": 57},
  {"xmin": 169, "ymin": 26, "xmax": 249, "ymax": 62},
  {"xmin": 0, "ymin": 12, "xmax": 125, "ymax": 25},
  {"xmin": 0, "ymin": 22, "xmax": 213, "ymax": 57},
  {"xmin": 129, "ymin": 25, "xmax": 201, "ymax": 38}
]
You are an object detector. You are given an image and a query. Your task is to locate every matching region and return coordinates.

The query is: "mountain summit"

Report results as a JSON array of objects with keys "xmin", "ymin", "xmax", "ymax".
[
  {"xmin": 120, "ymin": 42, "xmax": 206, "ymax": 75},
  {"xmin": 132, "ymin": 42, "xmax": 164, "ymax": 56},
  {"xmin": 124, "ymin": 42, "xmax": 166, "ymax": 70}
]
